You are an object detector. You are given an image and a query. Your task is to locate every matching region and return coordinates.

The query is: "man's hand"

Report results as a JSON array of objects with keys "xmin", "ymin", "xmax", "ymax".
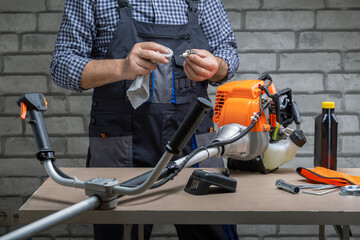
[
  {"xmin": 81, "ymin": 42, "xmax": 169, "ymax": 89},
  {"xmin": 183, "ymin": 49, "xmax": 228, "ymax": 83},
  {"xmin": 122, "ymin": 42, "xmax": 170, "ymax": 80}
]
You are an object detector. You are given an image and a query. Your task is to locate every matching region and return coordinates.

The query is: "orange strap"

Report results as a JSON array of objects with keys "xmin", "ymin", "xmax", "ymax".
[{"xmin": 296, "ymin": 167, "xmax": 360, "ymax": 187}]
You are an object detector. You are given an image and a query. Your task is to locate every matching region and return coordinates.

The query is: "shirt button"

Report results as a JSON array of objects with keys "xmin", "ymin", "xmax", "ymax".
[{"xmin": 154, "ymin": 2, "xmax": 158, "ymax": 7}]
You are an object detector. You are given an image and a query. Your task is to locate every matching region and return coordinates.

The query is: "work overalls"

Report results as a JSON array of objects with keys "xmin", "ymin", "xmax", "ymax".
[{"xmin": 87, "ymin": 0, "xmax": 237, "ymax": 239}]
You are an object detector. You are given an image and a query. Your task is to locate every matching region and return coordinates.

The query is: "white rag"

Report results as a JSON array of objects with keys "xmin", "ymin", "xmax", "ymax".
[{"xmin": 127, "ymin": 48, "xmax": 173, "ymax": 109}]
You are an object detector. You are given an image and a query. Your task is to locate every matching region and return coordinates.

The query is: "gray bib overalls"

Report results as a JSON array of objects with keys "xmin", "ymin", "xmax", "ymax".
[{"xmin": 87, "ymin": 0, "xmax": 237, "ymax": 239}]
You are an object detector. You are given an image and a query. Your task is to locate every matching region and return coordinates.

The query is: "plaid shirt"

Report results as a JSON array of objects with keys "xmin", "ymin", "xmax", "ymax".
[{"xmin": 50, "ymin": 0, "xmax": 239, "ymax": 92}]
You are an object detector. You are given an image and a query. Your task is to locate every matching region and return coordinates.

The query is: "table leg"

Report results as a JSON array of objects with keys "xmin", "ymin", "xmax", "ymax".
[
  {"xmin": 319, "ymin": 225, "xmax": 325, "ymax": 240},
  {"xmin": 343, "ymin": 225, "xmax": 350, "ymax": 240},
  {"xmin": 138, "ymin": 224, "xmax": 144, "ymax": 240},
  {"xmin": 124, "ymin": 224, "xmax": 132, "ymax": 240}
]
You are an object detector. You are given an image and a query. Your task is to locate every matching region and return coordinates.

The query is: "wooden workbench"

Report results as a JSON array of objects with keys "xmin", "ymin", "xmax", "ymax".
[{"xmin": 20, "ymin": 167, "xmax": 360, "ymax": 228}]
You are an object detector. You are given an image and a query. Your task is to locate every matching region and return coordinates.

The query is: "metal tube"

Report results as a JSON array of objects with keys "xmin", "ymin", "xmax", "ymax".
[
  {"xmin": 113, "ymin": 151, "xmax": 173, "ymax": 195},
  {"xmin": 174, "ymin": 147, "xmax": 221, "ymax": 167},
  {"xmin": 44, "ymin": 160, "xmax": 85, "ymax": 189},
  {"xmin": 0, "ymin": 196, "xmax": 100, "ymax": 240}
]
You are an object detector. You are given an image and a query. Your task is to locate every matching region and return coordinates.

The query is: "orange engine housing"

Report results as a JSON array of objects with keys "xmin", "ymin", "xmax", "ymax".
[{"xmin": 213, "ymin": 80, "xmax": 277, "ymax": 132}]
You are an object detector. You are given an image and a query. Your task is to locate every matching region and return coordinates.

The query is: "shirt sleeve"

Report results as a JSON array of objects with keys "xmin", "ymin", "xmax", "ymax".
[
  {"xmin": 200, "ymin": 0, "xmax": 239, "ymax": 86},
  {"xmin": 50, "ymin": 0, "xmax": 96, "ymax": 92}
]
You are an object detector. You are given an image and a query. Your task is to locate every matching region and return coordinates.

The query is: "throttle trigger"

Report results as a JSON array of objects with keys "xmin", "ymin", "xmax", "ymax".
[{"xmin": 20, "ymin": 102, "xmax": 27, "ymax": 119}]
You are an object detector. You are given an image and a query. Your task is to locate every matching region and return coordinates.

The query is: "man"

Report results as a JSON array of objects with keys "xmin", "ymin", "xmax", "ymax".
[{"xmin": 51, "ymin": 0, "xmax": 239, "ymax": 239}]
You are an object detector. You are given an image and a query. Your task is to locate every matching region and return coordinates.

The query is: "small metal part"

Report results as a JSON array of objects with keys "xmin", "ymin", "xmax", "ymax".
[
  {"xmin": 275, "ymin": 179, "xmax": 300, "ymax": 194},
  {"xmin": 339, "ymin": 185, "xmax": 360, "ymax": 196},
  {"xmin": 298, "ymin": 184, "xmax": 337, "ymax": 190},
  {"xmin": 302, "ymin": 187, "xmax": 339, "ymax": 195},
  {"xmin": 179, "ymin": 49, "xmax": 197, "ymax": 58}
]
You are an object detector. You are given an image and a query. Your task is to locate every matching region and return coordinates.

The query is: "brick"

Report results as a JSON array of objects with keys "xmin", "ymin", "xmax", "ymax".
[
  {"xmin": 42, "ymin": 95, "xmax": 67, "ymax": 114},
  {"xmin": 44, "ymin": 116, "xmax": 85, "ymax": 134},
  {"xmin": 56, "ymin": 238, "xmax": 93, "ymax": 240},
  {"xmin": 344, "ymin": 52, "xmax": 360, "ymax": 70},
  {"xmin": 0, "ymin": 177, "xmax": 41, "ymax": 196},
  {"xmin": 222, "ymin": 0, "xmax": 260, "ymax": 9},
  {"xmin": 338, "ymin": 157, "xmax": 360, "ymax": 168},
  {"xmin": 328, "ymin": 74, "xmax": 360, "ymax": 92},
  {"xmin": 47, "ymin": 0, "xmax": 66, "ymax": 11},
  {"xmin": 279, "ymin": 53, "xmax": 341, "ymax": 71},
  {"xmin": 4, "ymin": 96, "xmax": 24, "ymax": 114},
  {"xmin": 237, "ymin": 53, "xmax": 276, "ymax": 72},
  {"xmin": 263, "ymin": 0, "xmax": 324, "ymax": 9},
  {"xmin": 4, "ymin": 137, "xmax": 66, "ymax": 155},
  {"xmin": 327, "ymin": 0, "xmax": 360, "ymax": 8},
  {"xmin": 38, "ymin": 13, "xmax": 63, "ymax": 32},
  {"xmin": 22, "ymin": 34, "xmax": 58, "ymax": 52},
  {"xmin": 0, "ymin": 117, "xmax": 22, "ymax": 135},
  {"xmin": 68, "ymin": 137, "xmax": 88, "ymax": 155},
  {"xmin": 337, "ymin": 115, "xmax": 359, "ymax": 133},
  {"xmin": 150, "ymin": 238, "xmax": 179, "ymax": 240},
  {"xmin": 279, "ymin": 225, "xmax": 319, "ymax": 235},
  {"xmin": 0, "ymin": 34, "xmax": 18, "ymax": 52},
  {"xmin": 287, "ymin": 115, "xmax": 315, "ymax": 134},
  {"xmin": 0, "ymin": 75, "xmax": 48, "ymax": 94},
  {"xmin": 0, "ymin": 158, "xmax": 47, "ymax": 177},
  {"xmin": 344, "ymin": 94, "xmax": 360, "ymax": 112},
  {"xmin": 0, "ymin": 0, "xmax": 46, "ymax": 11},
  {"xmin": 4, "ymin": 137, "xmax": 36, "ymax": 155},
  {"xmin": 227, "ymin": 12, "xmax": 241, "ymax": 30},
  {"xmin": 4, "ymin": 55, "xmax": 52, "ymax": 73},
  {"xmin": 264, "ymin": 237, "xmax": 318, "ymax": 240},
  {"xmin": 237, "ymin": 225, "xmax": 276, "ymax": 235},
  {"xmin": 0, "ymin": 197, "xmax": 23, "ymax": 215},
  {"xmin": 299, "ymin": 32, "xmax": 360, "ymax": 49},
  {"xmin": 233, "ymin": 73, "xmax": 261, "ymax": 81},
  {"xmin": 342, "ymin": 135, "xmax": 360, "ymax": 154},
  {"xmin": 246, "ymin": 11, "xmax": 314, "ymax": 30},
  {"xmin": 317, "ymin": 11, "xmax": 360, "ymax": 29},
  {"xmin": 31, "ymin": 237, "xmax": 53, "ymax": 240},
  {"xmin": 271, "ymin": 74, "xmax": 323, "ymax": 93},
  {"xmin": 0, "ymin": 14, "xmax": 36, "ymax": 32},
  {"xmin": 56, "ymin": 158, "xmax": 87, "ymax": 167},
  {"xmin": 41, "ymin": 224, "xmax": 68, "ymax": 236},
  {"xmin": 152, "ymin": 224, "xmax": 177, "ymax": 235},
  {"xmin": 235, "ymin": 32, "xmax": 295, "ymax": 50},
  {"xmin": 282, "ymin": 157, "xmax": 314, "ymax": 169},
  {"xmin": 294, "ymin": 94, "xmax": 342, "ymax": 113},
  {"xmin": 69, "ymin": 95, "xmax": 92, "ymax": 115},
  {"xmin": 69, "ymin": 224, "xmax": 93, "ymax": 235}
]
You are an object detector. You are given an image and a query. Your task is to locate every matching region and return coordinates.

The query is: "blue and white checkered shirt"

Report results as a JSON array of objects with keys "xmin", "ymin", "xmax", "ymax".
[{"xmin": 51, "ymin": 0, "xmax": 239, "ymax": 92}]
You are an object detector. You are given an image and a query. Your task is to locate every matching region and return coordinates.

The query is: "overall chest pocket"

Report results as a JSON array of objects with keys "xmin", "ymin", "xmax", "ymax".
[{"xmin": 172, "ymin": 54, "xmax": 200, "ymax": 104}]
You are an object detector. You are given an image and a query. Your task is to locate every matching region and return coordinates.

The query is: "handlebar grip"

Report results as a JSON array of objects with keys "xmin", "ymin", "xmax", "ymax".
[
  {"xmin": 166, "ymin": 97, "xmax": 213, "ymax": 155},
  {"xmin": 28, "ymin": 109, "xmax": 53, "ymax": 154},
  {"xmin": 292, "ymin": 101, "xmax": 302, "ymax": 125},
  {"xmin": 17, "ymin": 94, "xmax": 54, "ymax": 160}
]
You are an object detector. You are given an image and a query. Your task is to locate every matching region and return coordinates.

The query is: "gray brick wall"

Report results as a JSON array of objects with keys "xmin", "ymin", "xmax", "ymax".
[{"xmin": 0, "ymin": 0, "xmax": 359, "ymax": 239}]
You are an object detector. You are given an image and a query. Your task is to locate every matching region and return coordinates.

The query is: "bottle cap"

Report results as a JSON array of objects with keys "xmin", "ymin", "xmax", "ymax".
[{"xmin": 322, "ymin": 102, "xmax": 335, "ymax": 109}]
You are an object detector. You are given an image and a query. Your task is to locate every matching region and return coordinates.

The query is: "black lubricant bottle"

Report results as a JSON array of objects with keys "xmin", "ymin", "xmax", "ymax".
[{"xmin": 314, "ymin": 102, "xmax": 338, "ymax": 170}]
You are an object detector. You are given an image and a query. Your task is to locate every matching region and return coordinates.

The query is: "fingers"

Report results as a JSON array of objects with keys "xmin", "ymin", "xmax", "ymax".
[
  {"xmin": 136, "ymin": 42, "xmax": 170, "ymax": 64},
  {"xmin": 183, "ymin": 60, "xmax": 207, "ymax": 82},
  {"xmin": 183, "ymin": 50, "xmax": 219, "ymax": 81},
  {"xmin": 187, "ymin": 50, "xmax": 218, "ymax": 72}
]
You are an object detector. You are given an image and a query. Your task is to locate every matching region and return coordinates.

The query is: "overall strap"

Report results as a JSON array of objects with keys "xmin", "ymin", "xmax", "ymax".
[
  {"xmin": 186, "ymin": 0, "xmax": 199, "ymax": 12},
  {"xmin": 117, "ymin": 0, "xmax": 130, "ymax": 8}
]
